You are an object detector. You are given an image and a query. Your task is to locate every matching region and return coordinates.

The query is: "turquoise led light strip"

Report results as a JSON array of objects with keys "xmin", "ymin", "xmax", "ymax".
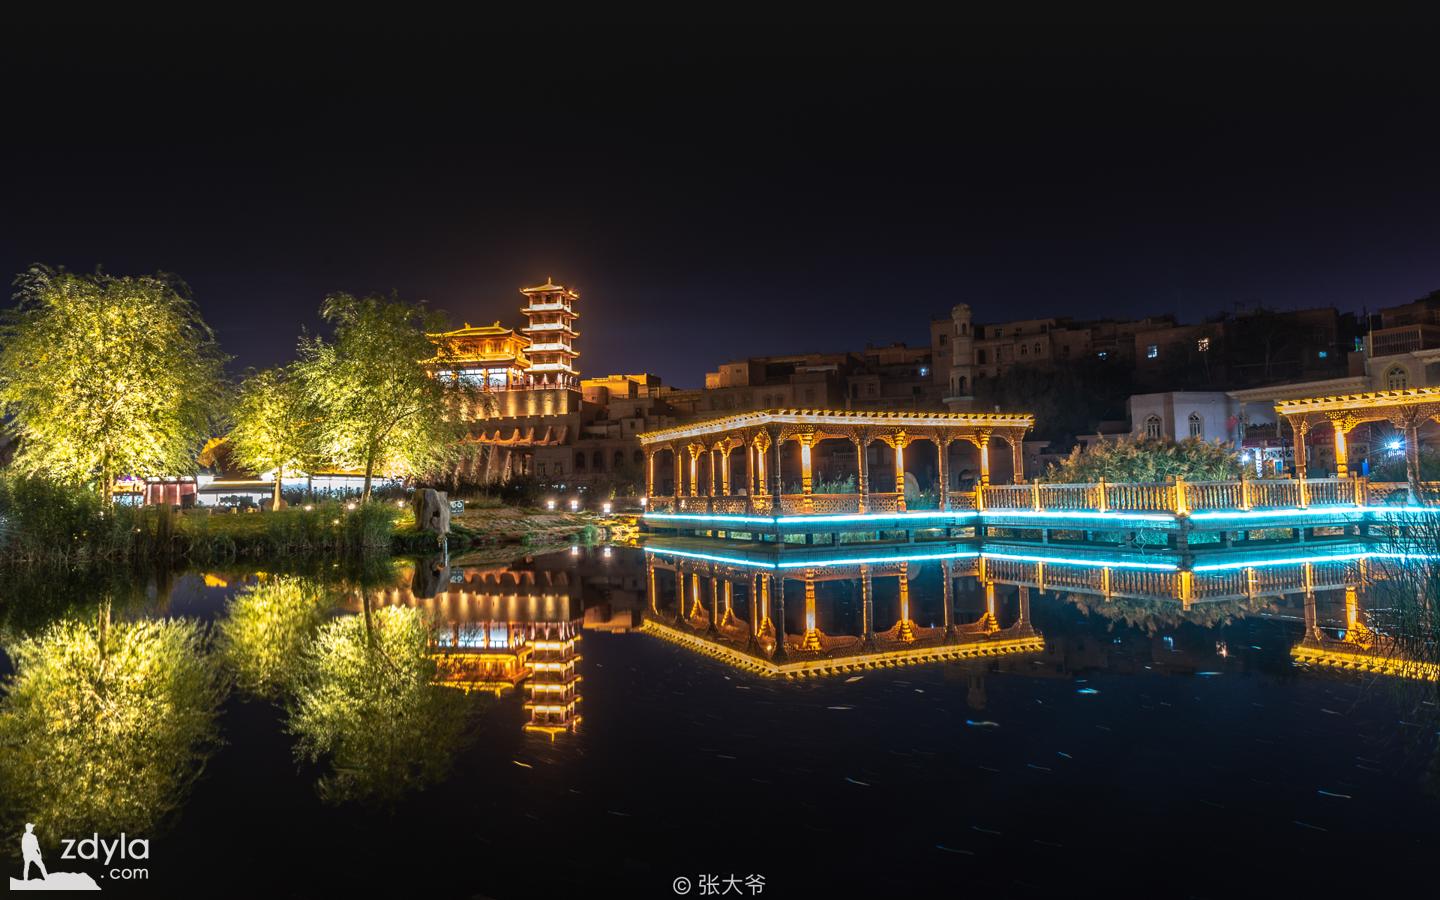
[{"xmin": 979, "ymin": 551, "xmax": 1178, "ymax": 571}]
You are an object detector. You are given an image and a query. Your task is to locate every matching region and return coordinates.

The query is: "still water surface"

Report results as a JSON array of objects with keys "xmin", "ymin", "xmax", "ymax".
[{"xmin": 1, "ymin": 546, "xmax": 1436, "ymax": 897}]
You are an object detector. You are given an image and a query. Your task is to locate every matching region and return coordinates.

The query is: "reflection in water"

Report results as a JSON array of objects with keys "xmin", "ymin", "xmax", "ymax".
[
  {"xmin": 216, "ymin": 576, "xmax": 332, "ymax": 698},
  {"xmin": 288, "ymin": 601, "xmax": 475, "ymax": 805},
  {"xmin": 0, "ymin": 607, "xmax": 225, "ymax": 836},
  {"xmin": 370, "ymin": 557, "xmax": 595, "ymax": 738},
  {"xmin": 639, "ymin": 542, "xmax": 1440, "ymax": 684},
  {"xmin": 642, "ymin": 555, "xmax": 1043, "ymax": 677}
]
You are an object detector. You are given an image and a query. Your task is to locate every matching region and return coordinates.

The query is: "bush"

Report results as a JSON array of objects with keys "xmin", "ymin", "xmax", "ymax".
[
  {"xmin": 0, "ymin": 474, "xmax": 138, "ymax": 562},
  {"xmin": 1047, "ymin": 437, "xmax": 1241, "ymax": 483}
]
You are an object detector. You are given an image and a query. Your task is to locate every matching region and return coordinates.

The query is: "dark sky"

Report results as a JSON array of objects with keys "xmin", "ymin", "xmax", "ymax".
[{"xmin": 3, "ymin": 24, "xmax": 1438, "ymax": 387}]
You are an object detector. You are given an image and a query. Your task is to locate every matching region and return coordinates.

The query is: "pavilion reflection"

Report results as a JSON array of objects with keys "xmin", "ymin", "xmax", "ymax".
[
  {"xmin": 641, "ymin": 540, "xmax": 1439, "ymax": 683},
  {"xmin": 642, "ymin": 554, "xmax": 1044, "ymax": 678}
]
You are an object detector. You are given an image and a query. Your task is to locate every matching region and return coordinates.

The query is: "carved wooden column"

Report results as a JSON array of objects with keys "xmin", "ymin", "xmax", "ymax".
[
  {"xmin": 937, "ymin": 435, "xmax": 953, "ymax": 510},
  {"xmin": 853, "ymin": 430, "xmax": 871, "ymax": 513},
  {"xmin": 1289, "ymin": 416, "xmax": 1309, "ymax": 481},
  {"xmin": 770, "ymin": 574, "xmax": 787, "ymax": 661},
  {"xmin": 860, "ymin": 563, "xmax": 876, "ymax": 649},
  {"xmin": 796, "ymin": 430, "xmax": 817, "ymax": 513},
  {"xmin": 707, "ymin": 446, "xmax": 717, "ymax": 498},
  {"xmin": 767, "ymin": 426, "xmax": 785, "ymax": 514},
  {"xmin": 897, "ymin": 570, "xmax": 915, "ymax": 642},
  {"xmin": 972, "ymin": 429, "xmax": 992, "ymax": 487},
  {"xmin": 718, "ymin": 440, "xmax": 732, "ymax": 496},
  {"xmin": 800, "ymin": 569, "xmax": 821, "ymax": 650},
  {"xmin": 743, "ymin": 437, "xmax": 754, "ymax": 497},
  {"xmin": 644, "ymin": 447, "xmax": 655, "ymax": 498},
  {"xmin": 671, "ymin": 444, "xmax": 683, "ymax": 502},
  {"xmin": 1009, "ymin": 432, "xmax": 1026, "ymax": 484},
  {"xmin": 687, "ymin": 443, "xmax": 702, "ymax": 498}
]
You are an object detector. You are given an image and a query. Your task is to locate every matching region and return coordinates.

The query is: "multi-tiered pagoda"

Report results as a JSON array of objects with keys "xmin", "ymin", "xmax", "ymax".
[{"xmin": 519, "ymin": 278, "xmax": 581, "ymax": 389}]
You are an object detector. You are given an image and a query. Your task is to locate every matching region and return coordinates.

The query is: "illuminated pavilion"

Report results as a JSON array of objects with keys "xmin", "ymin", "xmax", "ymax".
[
  {"xmin": 638, "ymin": 407, "xmax": 1035, "ymax": 515},
  {"xmin": 1275, "ymin": 385, "xmax": 1440, "ymax": 502}
]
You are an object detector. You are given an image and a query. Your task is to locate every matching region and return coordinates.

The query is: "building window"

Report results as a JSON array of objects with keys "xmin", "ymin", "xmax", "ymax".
[
  {"xmin": 1188, "ymin": 413, "xmax": 1203, "ymax": 438},
  {"xmin": 1020, "ymin": 344, "xmax": 1028, "ymax": 356},
  {"xmin": 1097, "ymin": 351, "xmax": 1109, "ymax": 360},
  {"xmin": 574, "ymin": 452, "xmax": 586, "ymax": 471},
  {"xmin": 1387, "ymin": 366, "xmax": 1408, "ymax": 390},
  {"xmin": 939, "ymin": 334, "xmax": 947, "ymax": 345},
  {"xmin": 1033, "ymin": 342, "xmax": 1042, "ymax": 355},
  {"xmin": 1197, "ymin": 337, "xmax": 1211, "ymax": 352},
  {"xmin": 1146, "ymin": 344, "xmax": 1159, "ymax": 359},
  {"xmin": 1318, "ymin": 350, "xmax": 1328, "ymax": 359},
  {"xmin": 1144, "ymin": 415, "xmax": 1161, "ymax": 439}
]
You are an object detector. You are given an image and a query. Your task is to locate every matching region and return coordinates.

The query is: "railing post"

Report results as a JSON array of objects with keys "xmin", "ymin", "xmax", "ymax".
[
  {"xmin": 1298, "ymin": 476, "xmax": 1310, "ymax": 509},
  {"xmin": 1239, "ymin": 471, "xmax": 1252, "ymax": 511},
  {"xmin": 1031, "ymin": 480, "xmax": 1041, "ymax": 511},
  {"xmin": 1096, "ymin": 479, "xmax": 1108, "ymax": 512},
  {"xmin": 1173, "ymin": 476, "xmax": 1189, "ymax": 516},
  {"xmin": 1355, "ymin": 475, "xmax": 1367, "ymax": 507}
]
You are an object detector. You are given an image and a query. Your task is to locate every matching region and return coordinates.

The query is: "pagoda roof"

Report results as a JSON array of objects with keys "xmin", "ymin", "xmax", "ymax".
[
  {"xmin": 430, "ymin": 321, "xmax": 533, "ymax": 346},
  {"xmin": 520, "ymin": 277, "xmax": 579, "ymax": 297}
]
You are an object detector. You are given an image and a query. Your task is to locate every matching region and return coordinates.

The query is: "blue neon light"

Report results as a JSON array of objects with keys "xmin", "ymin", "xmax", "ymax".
[
  {"xmin": 774, "ymin": 550, "xmax": 980, "ymax": 568},
  {"xmin": 979, "ymin": 551, "xmax": 1178, "ymax": 571}
]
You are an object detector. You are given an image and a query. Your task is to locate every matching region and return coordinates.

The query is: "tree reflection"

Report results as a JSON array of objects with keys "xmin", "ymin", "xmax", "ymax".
[
  {"xmin": 287, "ymin": 600, "xmax": 473, "ymax": 805},
  {"xmin": 216, "ymin": 576, "xmax": 333, "ymax": 699},
  {"xmin": 0, "ymin": 606, "xmax": 225, "ymax": 836},
  {"xmin": 1068, "ymin": 593, "xmax": 1265, "ymax": 634}
]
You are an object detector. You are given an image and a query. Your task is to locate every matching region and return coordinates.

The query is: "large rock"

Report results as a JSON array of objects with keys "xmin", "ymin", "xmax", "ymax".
[{"xmin": 412, "ymin": 488, "xmax": 451, "ymax": 535}]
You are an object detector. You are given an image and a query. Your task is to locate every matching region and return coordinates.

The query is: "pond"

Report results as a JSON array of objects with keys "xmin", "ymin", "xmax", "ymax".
[{"xmin": 0, "ymin": 545, "xmax": 1436, "ymax": 897}]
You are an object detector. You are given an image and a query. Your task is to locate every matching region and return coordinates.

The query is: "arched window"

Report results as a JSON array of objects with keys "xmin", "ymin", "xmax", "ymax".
[
  {"xmin": 633, "ymin": 449, "xmax": 644, "ymax": 465},
  {"xmin": 1144, "ymin": 415, "xmax": 1162, "ymax": 439},
  {"xmin": 1387, "ymin": 366, "xmax": 1408, "ymax": 390},
  {"xmin": 1188, "ymin": 412, "xmax": 1203, "ymax": 438},
  {"xmin": 613, "ymin": 450, "xmax": 625, "ymax": 469},
  {"xmin": 574, "ymin": 452, "xmax": 586, "ymax": 471},
  {"xmin": 592, "ymin": 450, "xmax": 604, "ymax": 470}
]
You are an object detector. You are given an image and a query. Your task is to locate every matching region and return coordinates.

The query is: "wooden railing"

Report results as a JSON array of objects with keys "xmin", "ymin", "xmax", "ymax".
[{"xmin": 646, "ymin": 475, "xmax": 1399, "ymax": 518}]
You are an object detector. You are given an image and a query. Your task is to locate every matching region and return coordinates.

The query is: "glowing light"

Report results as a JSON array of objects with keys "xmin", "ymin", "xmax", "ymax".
[
  {"xmin": 602, "ymin": 501, "xmax": 612, "ymax": 514},
  {"xmin": 1387, "ymin": 439, "xmax": 1404, "ymax": 451},
  {"xmin": 979, "ymin": 551, "xmax": 1178, "ymax": 571},
  {"xmin": 776, "ymin": 550, "xmax": 979, "ymax": 569},
  {"xmin": 546, "ymin": 499, "xmax": 556, "ymax": 510},
  {"xmin": 569, "ymin": 498, "xmax": 579, "ymax": 511}
]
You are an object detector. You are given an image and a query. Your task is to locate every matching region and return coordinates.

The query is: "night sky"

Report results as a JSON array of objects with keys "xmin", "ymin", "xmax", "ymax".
[{"xmin": 3, "ymin": 24, "xmax": 1438, "ymax": 386}]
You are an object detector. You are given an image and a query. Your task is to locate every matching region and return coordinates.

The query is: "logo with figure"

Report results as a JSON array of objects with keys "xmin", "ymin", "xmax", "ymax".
[{"xmin": 9, "ymin": 824, "xmax": 101, "ymax": 892}]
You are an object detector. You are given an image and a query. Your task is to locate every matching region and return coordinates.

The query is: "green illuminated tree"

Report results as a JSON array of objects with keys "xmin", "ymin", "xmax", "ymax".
[
  {"xmin": 1047, "ymin": 437, "xmax": 1241, "ymax": 483},
  {"xmin": 0, "ymin": 609, "xmax": 225, "ymax": 836},
  {"xmin": 229, "ymin": 366, "xmax": 320, "ymax": 509},
  {"xmin": 216, "ymin": 576, "xmax": 333, "ymax": 698},
  {"xmin": 0, "ymin": 266, "xmax": 227, "ymax": 504},
  {"xmin": 288, "ymin": 601, "xmax": 472, "ymax": 805},
  {"xmin": 297, "ymin": 293, "xmax": 467, "ymax": 502}
]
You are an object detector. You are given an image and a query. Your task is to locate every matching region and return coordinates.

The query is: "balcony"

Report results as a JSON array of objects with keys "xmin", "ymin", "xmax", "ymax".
[{"xmin": 1369, "ymin": 324, "xmax": 1440, "ymax": 357}]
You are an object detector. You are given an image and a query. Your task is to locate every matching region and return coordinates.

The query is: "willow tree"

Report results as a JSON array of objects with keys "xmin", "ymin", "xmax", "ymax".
[
  {"xmin": 216, "ymin": 576, "xmax": 333, "ymax": 698},
  {"xmin": 229, "ymin": 366, "xmax": 319, "ymax": 508},
  {"xmin": 297, "ymin": 293, "xmax": 465, "ymax": 502},
  {"xmin": 288, "ymin": 603, "xmax": 472, "ymax": 805},
  {"xmin": 0, "ymin": 612, "xmax": 226, "ymax": 836},
  {"xmin": 0, "ymin": 266, "xmax": 226, "ymax": 504}
]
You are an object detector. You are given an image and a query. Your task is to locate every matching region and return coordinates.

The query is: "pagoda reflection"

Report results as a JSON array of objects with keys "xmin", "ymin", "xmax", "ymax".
[{"xmin": 372, "ymin": 555, "xmax": 595, "ymax": 737}]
